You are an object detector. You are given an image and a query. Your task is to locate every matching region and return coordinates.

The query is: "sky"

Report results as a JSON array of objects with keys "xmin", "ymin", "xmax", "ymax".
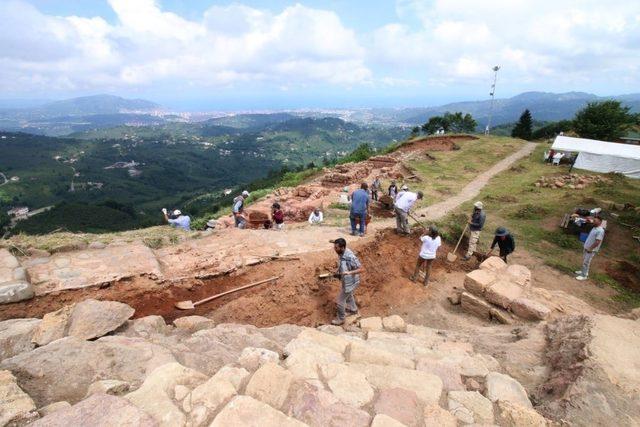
[{"xmin": 1, "ymin": 0, "xmax": 639, "ymax": 110}]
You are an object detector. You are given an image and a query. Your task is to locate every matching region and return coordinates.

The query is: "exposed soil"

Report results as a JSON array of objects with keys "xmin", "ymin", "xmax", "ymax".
[{"xmin": 395, "ymin": 134, "xmax": 478, "ymax": 154}]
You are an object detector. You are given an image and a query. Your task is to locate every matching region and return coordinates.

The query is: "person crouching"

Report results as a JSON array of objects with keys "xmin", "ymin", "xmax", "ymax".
[
  {"xmin": 271, "ymin": 203, "xmax": 284, "ymax": 230},
  {"xmin": 411, "ymin": 225, "xmax": 441, "ymax": 286},
  {"xmin": 487, "ymin": 227, "xmax": 515, "ymax": 263}
]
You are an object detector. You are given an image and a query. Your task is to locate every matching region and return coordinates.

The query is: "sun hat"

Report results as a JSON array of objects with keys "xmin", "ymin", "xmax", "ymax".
[
  {"xmin": 173, "ymin": 209, "xmax": 182, "ymax": 216},
  {"xmin": 495, "ymin": 226, "xmax": 508, "ymax": 236},
  {"xmin": 401, "ymin": 185, "xmax": 409, "ymax": 190},
  {"xmin": 474, "ymin": 201, "xmax": 484, "ymax": 209},
  {"xmin": 242, "ymin": 190, "xmax": 250, "ymax": 197},
  {"xmin": 206, "ymin": 219, "xmax": 217, "ymax": 228}
]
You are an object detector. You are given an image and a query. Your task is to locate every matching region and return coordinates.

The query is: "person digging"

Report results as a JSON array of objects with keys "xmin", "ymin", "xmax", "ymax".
[
  {"xmin": 411, "ymin": 225, "xmax": 441, "ymax": 287},
  {"xmin": 486, "ymin": 227, "xmax": 515, "ymax": 263},
  {"xmin": 394, "ymin": 190, "xmax": 424, "ymax": 235},
  {"xmin": 462, "ymin": 201, "xmax": 486, "ymax": 261},
  {"xmin": 331, "ymin": 238, "xmax": 363, "ymax": 326}
]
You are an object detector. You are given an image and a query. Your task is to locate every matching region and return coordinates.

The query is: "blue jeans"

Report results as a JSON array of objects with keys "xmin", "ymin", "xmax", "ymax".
[{"xmin": 350, "ymin": 211, "xmax": 366, "ymax": 235}]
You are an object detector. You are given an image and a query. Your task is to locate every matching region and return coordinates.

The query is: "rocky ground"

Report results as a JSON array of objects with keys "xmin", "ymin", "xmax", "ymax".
[{"xmin": 0, "ymin": 298, "xmax": 638, "ymax": 426}]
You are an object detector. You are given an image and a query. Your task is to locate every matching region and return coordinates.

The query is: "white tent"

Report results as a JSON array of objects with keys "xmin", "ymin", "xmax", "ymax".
[{"xmin": 551, "ymin": 135, "xmax": 640, "ymax": 179}]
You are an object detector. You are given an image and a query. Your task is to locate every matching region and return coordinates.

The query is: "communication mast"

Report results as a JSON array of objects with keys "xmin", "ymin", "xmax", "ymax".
[{"xmin": 485, "ymin": 65, "xmax": 500, "ymax": 135}]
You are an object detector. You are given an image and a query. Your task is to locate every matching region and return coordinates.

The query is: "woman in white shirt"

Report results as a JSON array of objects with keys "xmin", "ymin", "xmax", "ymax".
[{"xmin": 410, "ymin": 225, "xmax": 441, "ymax": 287}]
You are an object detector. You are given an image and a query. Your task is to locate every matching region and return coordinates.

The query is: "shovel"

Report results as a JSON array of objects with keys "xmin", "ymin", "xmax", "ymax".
[
  {"xmin": 408, "ymin": 212, "xmax": 428, "ymax": 229},
  {"xmin": 447, "ymin": 224, "xmax": 468, "ymax": 262},
  {"xmin": 175, "ymin": 275, "xmax": 280, "ymax": 310}
]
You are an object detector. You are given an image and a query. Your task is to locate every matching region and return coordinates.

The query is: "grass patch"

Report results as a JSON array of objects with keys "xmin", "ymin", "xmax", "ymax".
[
  {"xmin": 510, "ymin": 204, "xmax": 550, "ymax": 220},
  {"xmin": 328, "ymin": 203, "xmax": 350, "ymax": 211}
]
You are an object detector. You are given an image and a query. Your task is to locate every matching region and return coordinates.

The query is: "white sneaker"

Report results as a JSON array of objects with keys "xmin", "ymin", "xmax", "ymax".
[
  {"xmin": 574, "ymin": 270, "xmax": 582, "ymax": 275},
  {"xmin": 575, "ymin": 275, "xmax": 588, "ymax": 281}
]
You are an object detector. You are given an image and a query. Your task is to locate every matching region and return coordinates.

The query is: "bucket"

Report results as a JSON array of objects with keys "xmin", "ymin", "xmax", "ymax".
[{"xmin": 579, "ymin": 232, "xmax": 588, "ymax": 243}]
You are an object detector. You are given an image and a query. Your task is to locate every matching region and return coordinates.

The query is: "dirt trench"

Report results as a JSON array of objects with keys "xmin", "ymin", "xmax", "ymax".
[{"xmin": 0, "ymin": 230, "xmax": 470, "ymax": 327}]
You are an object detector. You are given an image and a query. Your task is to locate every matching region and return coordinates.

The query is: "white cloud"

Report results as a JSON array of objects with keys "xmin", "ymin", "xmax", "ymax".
[
  {"xmin": 0, "ymin": 0, "xmax": 639, "ymax": 97},
  {"xmin": 375, "ymin": 0, "xmax": 640, "ymax": 88},
  {"xmin": 0, "ymin": 0, "xmax": 370, "ymax": 93}
]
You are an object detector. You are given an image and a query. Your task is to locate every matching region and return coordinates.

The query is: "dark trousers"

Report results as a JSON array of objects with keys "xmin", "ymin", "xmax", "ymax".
[
  {"xmin": 371, "ymin": 190, "xmax": 378, "ymax": 201},
  {"xmin": 350, "ymin": 211, "xmax": 366, "ymax": 234}
]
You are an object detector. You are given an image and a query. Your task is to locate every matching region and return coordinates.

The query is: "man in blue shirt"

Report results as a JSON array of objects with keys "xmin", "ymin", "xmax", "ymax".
[
  {"xmin": 331, "ymin": 238, "xmax": 363, "ymax": 325},
  {"xmin": 162, "ymin": 208, "xmax": 191, "ymax": 231},
  {"xmin": 349, "ymin": 183, "xmax": 370, "ymax": 237}
]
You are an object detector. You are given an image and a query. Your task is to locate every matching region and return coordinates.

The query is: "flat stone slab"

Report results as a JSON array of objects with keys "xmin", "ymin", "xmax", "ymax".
[{"xmin": 24, "ymin": 243, "xmax": 162, "ymax": 295}]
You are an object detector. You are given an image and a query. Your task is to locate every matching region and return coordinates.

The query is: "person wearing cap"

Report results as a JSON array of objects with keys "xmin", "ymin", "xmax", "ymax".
[
  {"xmin": 349, "ymin": 182, "xmax": 370, "ymax": 237},
  {"xmin": 411, "ymin": 225, "xmax": 441, "ymax": 286},
  {"xmin": 462, "ymin": 201, "xmax": 486, "ymax": 261},
  {"xmin": 331, "ymin": 238, "xmax": 363, "ymax": 325},
  {"xmin": 388, "ymin": 181, "xmax": 398, "ymax": 199},
  {"xmin": 232, "ymin": 191, "xmax": 250, "ymax": 229},
  {"xmin": 308, "ymin": 208, "xmax": 324, "ymax": 225},
  {"xmin": 394, "ymin": 190, "xmax": 424, "ymax": 235},
  {"xmin": 161, "ymin": 208, "xmax": 191, "ymax": 231},
  {"xmin": 395, "ymin": 184, "xmax": 409, "ymax": 201},
  {"xmin": 487, "ymin": 227, "xmax": 515, "ymax": 263}
]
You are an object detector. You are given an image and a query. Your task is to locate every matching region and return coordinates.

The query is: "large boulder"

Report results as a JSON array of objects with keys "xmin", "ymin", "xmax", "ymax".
[
  {"xmin": 212, "ymin": 395, "xmax": 306, "ymax": 427},
  {"xmin": 320, "ymin": 363, "xmax": 374, "ymax": 408},
  {"xmin": 485, "ymin": 372, "xmax": 532, "ymax": 408},
  {"xmin": 460, "ymin": 292, "xmax": 492, "ymax": 320},
  {"xmin": 32, "ymin": 300, "xmax": 134, "ymax": 346},
  {"xmin": 67, "ymin": 299, "xmax": 135, "ymax": 340},
  {"xmin": 183, "ymin": 376, "xmax": 236, "ymax": 426},
  {"xmin": 348, "ymin": 363, "xmax": 442, "ymax": 405},
  {"xmin": 511, "ymin": 298, "xmax": 550, "ymax": 321},
  {"xmin": 0, "ymin": 318, "xmax": 40, "ymax": 360},
  {"xmin": 484, "ymin": 280, "xmax": 523, "ymax": 310},
  {"xmin": 463, "ymin": 269, "xmax": 496, "ymax": 296},
  {"xmin": 0, "ymin": 281, "xmax": 34, "ymax": 304},
  {"xmin": 347, "ymin": 342, "xmax": 414, "ymax": 369},
  {"xmin": 125, "ymin": 363, "xmax": 207, "ymax": 427},
  {"xmin": 496, "ymin": 401, "xmax": 547, "ymax": 427},
  {"xmin": 1, "ymin": 336, "xmax": 177, "ymax": 406},
  {"xmin": 286, "ymin": 382, "xmax": 371, "ymax": 427},
  {"xmin": 447, "ymin": 390, "xmax": 494, "ymax": 424},
  {"xmin": 0, "ymin": 369, "xmax": 38, "ymax": 426},
  {"xmin": 172, "ymin": 316, "xmax": 215, "ymax": 333},
  {"xmin": 479, "ymin": 256, "xmax": 507, "ymax": 272},
  {"xmin": 245, "ymin": 362, "xmax": 293, "ymax": 410},
  {"xmin": 373, "ymin": 387, "xmax": 420, "ymax": 427},
  {"xmin": 32, "ymin": 393, "xmax": 157, "ymax": 427}
]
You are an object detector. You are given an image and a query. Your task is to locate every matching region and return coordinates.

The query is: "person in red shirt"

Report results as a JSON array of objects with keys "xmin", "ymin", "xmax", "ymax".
[{"xmin": 272, "ymin": 203, "xmax": 285, "ymax": 230}]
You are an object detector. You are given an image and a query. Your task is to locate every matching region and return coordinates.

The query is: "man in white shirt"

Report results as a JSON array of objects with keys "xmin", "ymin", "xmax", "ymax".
[
  {"xmin": 575, "ymin": 217, "xmax": 605, "ymax": 281},
  {"xmin": 308, "ymin": 208, "xmax": 324, "ymax": 225},
  {"xmin": 411, "ymin": 225, "xmax": 441, "ymax": 286},
  {"xmin": 394, "ymin": 190, "xmax": 423, "ymax": 235},
  {"xmin": 162, "ymin": 208, "xmax": 191, "ymax": 231}
]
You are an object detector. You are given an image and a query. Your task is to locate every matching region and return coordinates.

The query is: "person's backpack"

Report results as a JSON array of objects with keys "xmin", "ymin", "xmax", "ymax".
[{"xmin": 233, "ymin": 196, "xmax": 244, "ymax": 213}]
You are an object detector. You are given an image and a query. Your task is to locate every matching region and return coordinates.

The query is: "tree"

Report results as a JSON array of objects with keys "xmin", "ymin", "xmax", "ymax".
[
  {"xmin": 511, "ymin": 109, "xmax": 533, "ymax": 140},
  {"xmin": 422, "ymin": 112, "xmax": 477, "ymax": 134},
  {"xmin": 531, "ymin": 120, "xmax": 573, "ymax": 140},
  {"xmin": 573, "ymin": 100, "xmax": 635, "ymax": 141},
  {"xmin": 410, "ymin": 126, "xmax": 420, "ymax": 137}
]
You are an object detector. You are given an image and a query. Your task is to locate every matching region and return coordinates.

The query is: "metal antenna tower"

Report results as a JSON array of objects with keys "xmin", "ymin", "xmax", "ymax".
[{"xmin": 485, "ymin": 65, "xmax": 500, "ymax": 134}]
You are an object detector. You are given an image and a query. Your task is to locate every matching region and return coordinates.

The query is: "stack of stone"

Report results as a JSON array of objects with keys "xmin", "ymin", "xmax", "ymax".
[
  {"xmin": 0, "ymin": 303, "xmax": 551, "ymax": 426},
  {"xmin": 456, "ymin": 257, "xmax": 551, "ymax": 324},
  {"xmin": 533, "ymin": 173, "xmax": 605, "ymax": 190}
]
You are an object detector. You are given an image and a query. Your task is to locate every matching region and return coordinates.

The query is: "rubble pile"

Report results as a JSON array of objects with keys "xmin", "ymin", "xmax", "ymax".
[
  {"xmin": 533, "ymin": 173, "xmax": 607, "ymax": 189},
  {"xmin": 0, "ymin": 300, "xmax": 556, "ymax": 426},
  {"xmin": 452, "ymin": 257, "xmax": 551, "ymax": 324},
  {"xmin": 367, "ymin": 156, "xmax": 398, "ymax": 168},
  {"xmin": 321, "ymin": 163, "xmax": 372, "ymax": 187}
]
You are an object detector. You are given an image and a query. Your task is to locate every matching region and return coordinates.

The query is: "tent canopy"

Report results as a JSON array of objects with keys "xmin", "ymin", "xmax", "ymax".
[
  {"xmin": 551, "ymin": 135, "xmax": 640, "ymax": 178},
  {"xmin": 552, "ymin": 135, "xmax": 640, "ymax": 160}
]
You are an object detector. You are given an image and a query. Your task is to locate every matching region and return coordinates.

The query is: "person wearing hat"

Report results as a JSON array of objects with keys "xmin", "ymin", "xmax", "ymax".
[
  {"xmin": 331, "ymin": 238, "xmax": 363, "ymax": 325},
  {"xmin": 308, "ymin": 208, "xmax": 324, "ymax": 225},
  {"xmin": 161, "ymin": 208, "xmax": 191, "ymax": 231},
  {"xmin": 411, "ymin": 225, "xmax": 441, "ymax": 286},
  {"xmin": 462, "ymin": 201, "xmax": 486, "ymax": 260},
  {"xmin": 487, "ymin": 227, "xmax": 515, "ymax": 263},
  {"xmin": 232, "ymin": 190, "xmax": 250, "ymax": 229},
  {"xmin": 395, "ymin": 184, "xmax": 409, "ymax": 201},
  {"xmin": 204, "ymin": 219, "xmax": 217, "ymax": 230}
]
